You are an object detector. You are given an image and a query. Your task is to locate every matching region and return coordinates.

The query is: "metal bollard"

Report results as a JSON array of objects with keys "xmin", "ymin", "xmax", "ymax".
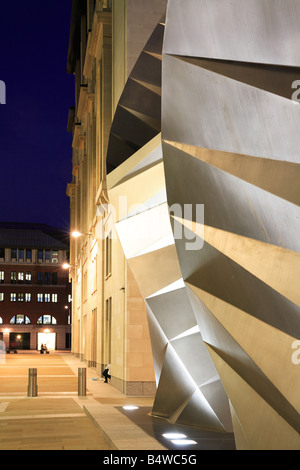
[
  {"xmin": 78, "ymin": 368, "xmax": 87, "ymax": 396},
  {"xmin": 27, "ymin": 368, "xmax": 38, "ymax": 397}
]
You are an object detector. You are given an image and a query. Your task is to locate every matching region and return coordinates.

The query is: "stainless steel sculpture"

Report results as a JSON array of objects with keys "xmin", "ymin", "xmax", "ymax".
[{"xmin": 107, "ymin": 0, "xmax": 300, "ymax": 449}]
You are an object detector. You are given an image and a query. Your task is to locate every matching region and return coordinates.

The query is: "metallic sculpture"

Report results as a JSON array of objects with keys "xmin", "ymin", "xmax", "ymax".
[{"xmin": 107, "ymin": 0, "xmax": 300, "ymax": 449}]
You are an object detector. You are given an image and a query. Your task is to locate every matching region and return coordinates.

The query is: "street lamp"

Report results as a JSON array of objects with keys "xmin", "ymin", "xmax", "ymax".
[
  {"xmin": 62, "ymin": 262, "xmax": 71, "ymax": 270},
  {"xmin": 71, "ymin": 230, "xmax": 92, "ymax": 238}
]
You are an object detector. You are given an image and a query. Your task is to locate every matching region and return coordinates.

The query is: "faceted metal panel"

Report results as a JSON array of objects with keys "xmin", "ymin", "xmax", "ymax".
[
  {"xmin": 163, "ymin": 0, "xmax": 300, "ymax": 66},
  {"xmin": 106, "ymin": 0, "xmax": 300, "ymax": 450},
  {"xmin": 160, "ymin": 0, "xmax": 300, "ymax": 450}
]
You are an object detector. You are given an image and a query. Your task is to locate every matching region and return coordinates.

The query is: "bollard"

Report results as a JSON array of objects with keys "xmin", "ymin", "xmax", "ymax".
[
  {"xmin": 78, "ymin": 368, "xmax": 87, "ymax": 396},
  {"xmin": 27, "ymin": 368, "xmax": 38, "ymax": 397}
]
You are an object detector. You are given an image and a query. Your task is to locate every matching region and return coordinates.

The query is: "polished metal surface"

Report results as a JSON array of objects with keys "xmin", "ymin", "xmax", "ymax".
[
  {"xmin": 106, "ymin": 0, "xmax": 300, "ymax": 449},
  {"xmin": 163, "ymin": 0, "xmax": 300, "ymax": 66}
]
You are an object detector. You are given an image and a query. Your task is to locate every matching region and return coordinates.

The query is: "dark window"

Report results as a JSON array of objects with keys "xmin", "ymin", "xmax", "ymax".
[
  {"xmin": 26, "ymin": 249, "xmax": 32, "ymax": 260},
  {"xmin": 37, "ymin": 272, "xmax": 43, "ymax": 285},
  {"xmin": 52, "ymin": 272, "xmax": 57, "ymax": 285},
  {"xmin": 0, "ymin": 248, "xmax": 4, "ymax": 258},
  {"xmin": 18, "ymin": 249, "xmax": 24, "ymax": 261},
  {"xmin": 38, "ymin": 250, "xmax": 43, "ymax": 261},
  {"xmin": 44, "ymin": 272, "xmax": 50, "ymax": 285},
  {"xmin": 11, "ymin": 248, "xmax": 17, "ymax": 260},
  {"xmin": 45, "ymin": 250, "xmax": 51, "ymax": 262}
]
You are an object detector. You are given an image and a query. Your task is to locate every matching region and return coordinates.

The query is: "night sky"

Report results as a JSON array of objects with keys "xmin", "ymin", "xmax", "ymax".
[{"xmin": 0, "ymin": 1, "xmax": 74, "ymax": 232}]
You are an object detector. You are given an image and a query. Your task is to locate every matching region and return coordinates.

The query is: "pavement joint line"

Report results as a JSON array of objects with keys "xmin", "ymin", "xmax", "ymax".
[
  {"xmin": 0, "ymin": 413, "xmax": 87, "ymax": 421},
  {"xmin": 0, "ymin": 375, "xmax": 76, "ymax": 378}
]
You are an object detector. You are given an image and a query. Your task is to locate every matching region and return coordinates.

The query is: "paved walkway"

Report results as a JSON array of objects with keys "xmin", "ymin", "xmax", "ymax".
[{"xmin": 0, "ymin": 351, "xmax": 166, "ymax": 451}]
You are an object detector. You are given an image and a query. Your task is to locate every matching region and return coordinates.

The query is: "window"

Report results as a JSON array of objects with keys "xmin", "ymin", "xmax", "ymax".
[
  {"xmin": 0, "ymin": 293, "xmax": 4, "ymax": 301},
  {"xmin": 44, "ymin": 272, "xmax": 50, "ymax": 285},
  {"xmin": 37, "ymin": 272, "xmax": 43, "ymax": 284},
  {"xmin": 10, "ymin": 271, "xmax": 17, "ymax": 284},
  {"xmin": 52, "ymin": 294, "xmax": 58, "ymax": 303},
  {"xmin": 45, "ymin": 250, "xmax": 51, "ymax": 262},
  {"xmin": 0, "ymin": 271, "xmax": 4, "ymax": 283},
  {"xmin": 18, "ymin": 293, "xmax": 24, "ymax": 302},
  {"xmin": 18, "ymin": 272, "xmax": 24, "ymax": 283},
  {"xmin": 105, "ymin": 233, "xmax": 112, "ymax": 277},
  {"xmin": 26, "ymin": 249, "xmax": 32, "ymax": 261},
  {"xmin": 38, "ymin": 250, "xmax": 43, "ymax": 262},
  {"xmin": 83, "ymin": 271, "xmax": 87, "ymax": 301},
  {"xmin": 37, "ymin": 315, "xmax": 57, "ymax": 325},
  {"xmin": 51, "ymin": 250, "xmax": 58, "ymax": 263},
  {"xmin": 0, "ymin": 248, "xmax": 4, "ymax": 259},
  {"xmin": 37, "ymin": 293, "xmax": 43, "ymax": 302},
  {"xmin": 25, "ymin": 272, "xmax": 31, "ymax": 284},
  {"xmin": 44, "ymin": 293, "xmax": 50, "ymax": 303},
  {"xmin": 52, "ymin": 272, "xmax": 57, "ymax": 285},
  {"xmin": 25, "ymin": 293, "xmax": 31, "ymax": 302},
  {"xmin": 18, "ymin": 249, "xmax": 24, "ymax": 261},
  {"xmin": 10, "ymin": 314, "xmax": 30, "ymax": 324},
  {"xmin": 11, "ymin": 248, "xmax": 17, "ymax": 260},
  {"xmin": 10, "ymin": 293, "xmax": 16, "ymax": 302}
]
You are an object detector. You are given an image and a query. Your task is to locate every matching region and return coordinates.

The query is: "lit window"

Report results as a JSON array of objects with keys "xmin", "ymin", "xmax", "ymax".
[
  {"xmin": 25, "ymin": 272, "xmax": 31, "ymax": 284},
  {"xmin": 44, "ymin": 293, "xmax": 50, "ymax": 303},
  {"xmin": 0, "ymin": 293, "xmax": 4, "ymax": 301},
  {"xmin": 0, "ymin": 317, "xmax": 3, "ymax": 324},
  {"xmin": 18, "ymin": 293, "xmax": 24, "ymax": 302},
  {"xmin": 25, "ymin": 293, "xmax": 31, "ymax": 302},
  {"xmin": 0, "ymin": 271, "xmax": 4, "ymax": 283},
  {"xmin": 10, "ymin": 314, "xmax": 30, "ymax": 324},
  {"xmin": 37, "ymin": 293, "xmax": 43, "ymax": 302},
  {"xmin": 51, "ymin": 250, "xmax": 58, "ymax": 263},
  {"xmin": 52, "ymin": 294, "xmax": 58, "ymax": 303},
  {"xmin": 10, "ymin": 272, "xmax": 17, "ymax": 283},
  {"xmin": 10, "ymin": 293, "xmax": 16, "ymax": 302},
  {"xmin": 18, "ymin": 272, "xmax": 24, "ymax": 283},
  {"xmin": 37, "ymin": 315, "xmax": 57, "ymax": 325}
]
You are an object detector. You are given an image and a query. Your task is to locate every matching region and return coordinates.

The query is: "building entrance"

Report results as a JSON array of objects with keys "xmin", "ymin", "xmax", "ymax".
[
  {"xmin": 37, "ymin": 332, "xmax": 56, "ymax": 351},
  {"xmin": 9, "ymin": 333, "xmax": 30, "ymax": 350}
]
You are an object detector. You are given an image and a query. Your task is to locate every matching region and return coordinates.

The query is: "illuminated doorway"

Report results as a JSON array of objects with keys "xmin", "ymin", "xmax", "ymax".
[{"xmin": 37, "ymin": 332, "xmax": 56, "ymax": 351}]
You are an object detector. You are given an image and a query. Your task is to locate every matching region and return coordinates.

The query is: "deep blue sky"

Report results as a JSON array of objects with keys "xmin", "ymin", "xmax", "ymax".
[{"xmin": 0, "ymin": 1, "xmax": 74, "ymax": 231}]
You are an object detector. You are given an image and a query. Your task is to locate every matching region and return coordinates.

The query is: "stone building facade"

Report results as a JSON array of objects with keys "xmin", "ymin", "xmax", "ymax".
[{"xmin": 66, "ymin": 0, "xmax": 167, "ymax": 395}]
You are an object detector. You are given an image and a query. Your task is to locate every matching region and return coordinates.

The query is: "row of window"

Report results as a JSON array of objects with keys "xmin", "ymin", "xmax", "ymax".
[
  {"xmin": 0, "ymin": 248, "xmax": 59, "ymax": 263},
  {"xmin": 0, "ymin": 271, "xmax": 59, "ymax": 285},
  {"xmin": 0, "ymin": 314, "xmax": 57, "ymax": 325},
  {"xmin": 0, "ymin": 293, "xmax": 58, "ymax": 302}
]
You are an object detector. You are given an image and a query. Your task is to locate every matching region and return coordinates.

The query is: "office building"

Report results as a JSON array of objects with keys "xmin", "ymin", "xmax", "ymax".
[{"xmin": 0, "ymin": 222, "xmax": 71, "ymax": 351}]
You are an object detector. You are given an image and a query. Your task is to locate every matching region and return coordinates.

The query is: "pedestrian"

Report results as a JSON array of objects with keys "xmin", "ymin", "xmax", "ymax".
[
  {"xmin": 102, "ymin": 363, "xmax": 111, "ymax": 383},
  {"xmin": 0, "ymin": 340, "xmax": 6, "ymax": 364}
]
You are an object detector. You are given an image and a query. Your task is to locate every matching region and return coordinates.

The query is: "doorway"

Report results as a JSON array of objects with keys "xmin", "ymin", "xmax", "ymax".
[
  {"xmin": 9, "ymin": 333, "xmax": 30, "ymax": 350},
  {"xmin": 37, "ymin": 332, "xmax": 56, "ymax": 351}
]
